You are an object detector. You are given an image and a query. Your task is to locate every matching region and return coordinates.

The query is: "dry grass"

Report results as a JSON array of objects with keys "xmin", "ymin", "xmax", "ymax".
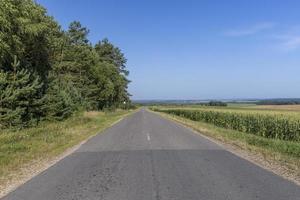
[{"xmin": 84, "ymin": 111, "xmax": 104, "ymax": 118}]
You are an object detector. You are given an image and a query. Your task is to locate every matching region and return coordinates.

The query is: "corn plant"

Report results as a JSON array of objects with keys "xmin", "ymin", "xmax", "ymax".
[{"xmin": 153, "ymin": 108, "xmax": 300, "ymax": 141}]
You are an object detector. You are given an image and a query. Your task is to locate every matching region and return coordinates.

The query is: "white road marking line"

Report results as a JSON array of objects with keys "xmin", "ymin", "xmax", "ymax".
[{"xmin": 147, "ymin": 133, "xmax": 150, "ymax": 141}]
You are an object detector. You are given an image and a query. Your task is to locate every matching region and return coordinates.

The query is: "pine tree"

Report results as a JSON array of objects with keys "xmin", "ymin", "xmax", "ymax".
[
  {"xmin": 0, "ymin": 56, "xmax": 44, "ymax": 128},
  {"xmin": 43, "ymin": 75, "xmax": 80, "ymax": 120}
]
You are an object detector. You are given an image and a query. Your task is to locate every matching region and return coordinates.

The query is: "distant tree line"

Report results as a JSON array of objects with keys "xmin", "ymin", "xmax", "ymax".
[
  {"xmin": 0, "ymin": 0, "xmax": 132, "ymax": 128},
  {"xmin": 135, "ymin": 101, "xmax": 227, "ymax": 107},
  {"xmin": 256, "ymin": 99, "xmax": 300, "ymax": 105},
  {"xmin": 206, "ymin": 101, "xmax": 227, "ymax": 106},
  {"xmin": 194, "ymin": 101, "xmax": 227, "ymax": 107}
]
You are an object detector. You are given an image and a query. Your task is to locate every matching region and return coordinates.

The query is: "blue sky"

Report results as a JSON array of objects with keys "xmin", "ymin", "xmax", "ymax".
[{"xmin": 37, "ymin": 0, "xmax": 300, "ymax": 100}]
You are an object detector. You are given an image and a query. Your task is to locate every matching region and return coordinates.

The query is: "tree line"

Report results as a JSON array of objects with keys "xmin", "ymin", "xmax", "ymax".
[
  {"xmin": 0, "ymin": 0, "xmax": 131, "ymax": 128},
  {"xmin": 256, "ymin": 99, "xmax": 300, "ymax": 105}
]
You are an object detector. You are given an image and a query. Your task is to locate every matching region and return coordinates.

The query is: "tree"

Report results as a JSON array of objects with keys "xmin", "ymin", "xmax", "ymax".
[
  {"xmin": 0, "ymin": 56, "xmax": 44, "ymax": 128},
  {"xmin": 0, "ymin": 1, "xmax": 132, "ymax": 129},
  {"xmin": 95, "ymin": 38, "xmax": 129, "ymax": 75},
  {"xmin": 94, "ymin": 39, "xmax": 131, "ymax": 107},
  {"xmin": 43, "ymin": 74, "xmax": 80, "ymax": 120},
  {"xmin": 67, "ymin": 21, "xmax": 89, "ymax": 46},
  {"xmin": 88, "ymin": 61, "xmax": 116, "ymax": 109},
  {"xmin": 51, "ymin": 21, "xmax": 97, "ymax": 108},
  {"xmin": 0, "ymin": 0, "xmax": 61, "ymax": 82}
]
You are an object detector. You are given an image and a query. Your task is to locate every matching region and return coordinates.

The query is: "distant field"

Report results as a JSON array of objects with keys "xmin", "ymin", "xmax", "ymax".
[
  {"xmin": 173, "ymin": 103, "xmax": 300, "ymax": 111},
  {"xmin": 156, "ymin": 104, "xmax": 300, "ymax": 119},
  {"xmin": 226, "ymin": 103, "xmax": 300, "ymax": 112},
  {"xmin": 144, "ymin": 103, "xmax": 300, "ymax": 113},
  {"xmin": 227, "ymin": 103, "xmax": 257, "ymax": 107},
  {"xmin": 249, "ymin": 104, "xmax": 300, "ymax": 111}
]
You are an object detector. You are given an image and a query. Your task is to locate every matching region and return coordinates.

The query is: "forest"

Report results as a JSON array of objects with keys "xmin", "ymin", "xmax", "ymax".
[{"xmin": 0, "ymin": 0, "xmax": 131, "ymax": 129}]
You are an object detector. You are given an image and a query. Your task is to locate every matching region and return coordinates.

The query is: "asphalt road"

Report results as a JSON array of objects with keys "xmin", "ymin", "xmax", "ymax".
[{"xmin": 2, "ymin": 109, "xmax": 300, "ymax": 200}]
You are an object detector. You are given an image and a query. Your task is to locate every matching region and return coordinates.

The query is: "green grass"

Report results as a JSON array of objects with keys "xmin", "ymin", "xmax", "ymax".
[
  {"xmin": 153, "ymin": 109, "xmax": 300, "ymax": 179},
  {"xmin": 0, "ymin": 110, "xmax": 133, "ymax": 188}
]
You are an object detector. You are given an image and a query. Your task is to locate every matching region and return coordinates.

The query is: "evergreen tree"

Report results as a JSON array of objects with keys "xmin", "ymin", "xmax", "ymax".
[
  {"xmin": 67, "ymin": 21, "xmax": 90, "ymax": 45},
  {"xmin": 0, "ymin": 0, "xmax": 61, "ymax": 82},
  {"xmin": 95, "ymin": 38, "xmax": 129, "ymax": 75},
  {"xmin": 0, "ymin": 56, "xmax": 44, "ymax": 128},
  {"xmin": 43, "ymin": 74, "xmax": 79, "ymax": 120}
]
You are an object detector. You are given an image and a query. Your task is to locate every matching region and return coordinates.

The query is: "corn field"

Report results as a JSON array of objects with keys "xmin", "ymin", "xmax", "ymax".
[{"xmin": 153, "ymin": 108, "xmax": 300, "ymax": 141}]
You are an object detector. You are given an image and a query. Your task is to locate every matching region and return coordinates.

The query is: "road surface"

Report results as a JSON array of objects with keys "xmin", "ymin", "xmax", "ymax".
[{"xmin": 2, "ymin": 109, "xmax": 300, "ymax": 200}]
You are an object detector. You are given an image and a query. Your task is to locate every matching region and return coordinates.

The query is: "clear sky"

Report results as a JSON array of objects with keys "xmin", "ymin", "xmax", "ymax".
[{"xmin": 37, "ymin": 0, "xmax": 300, "ymax": 100}]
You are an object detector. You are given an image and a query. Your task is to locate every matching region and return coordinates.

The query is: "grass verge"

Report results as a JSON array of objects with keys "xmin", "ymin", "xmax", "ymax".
[
  {"xmin": 153, "ymin": 110, "xmax": 300, "ymax": 185},
  {"xmin": 0, "ymin": 109, "xmax": 134, "ymax": 196}
]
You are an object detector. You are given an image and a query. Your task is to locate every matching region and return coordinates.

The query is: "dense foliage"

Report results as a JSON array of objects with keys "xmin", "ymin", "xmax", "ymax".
[
  {"xmin": 206, "ymin": 101, "xmax": 227, "ymax": 106},
  {"xmin": 0, "ymin": 0, "xmax": 131, "ymax": 128},
  {"xmin": 194, "ymin": 101, "xmax": 227, "ymax": 107},
  {"xmin": 153, "ymin": 108, "xmax": 300, "ymax": 141}
]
